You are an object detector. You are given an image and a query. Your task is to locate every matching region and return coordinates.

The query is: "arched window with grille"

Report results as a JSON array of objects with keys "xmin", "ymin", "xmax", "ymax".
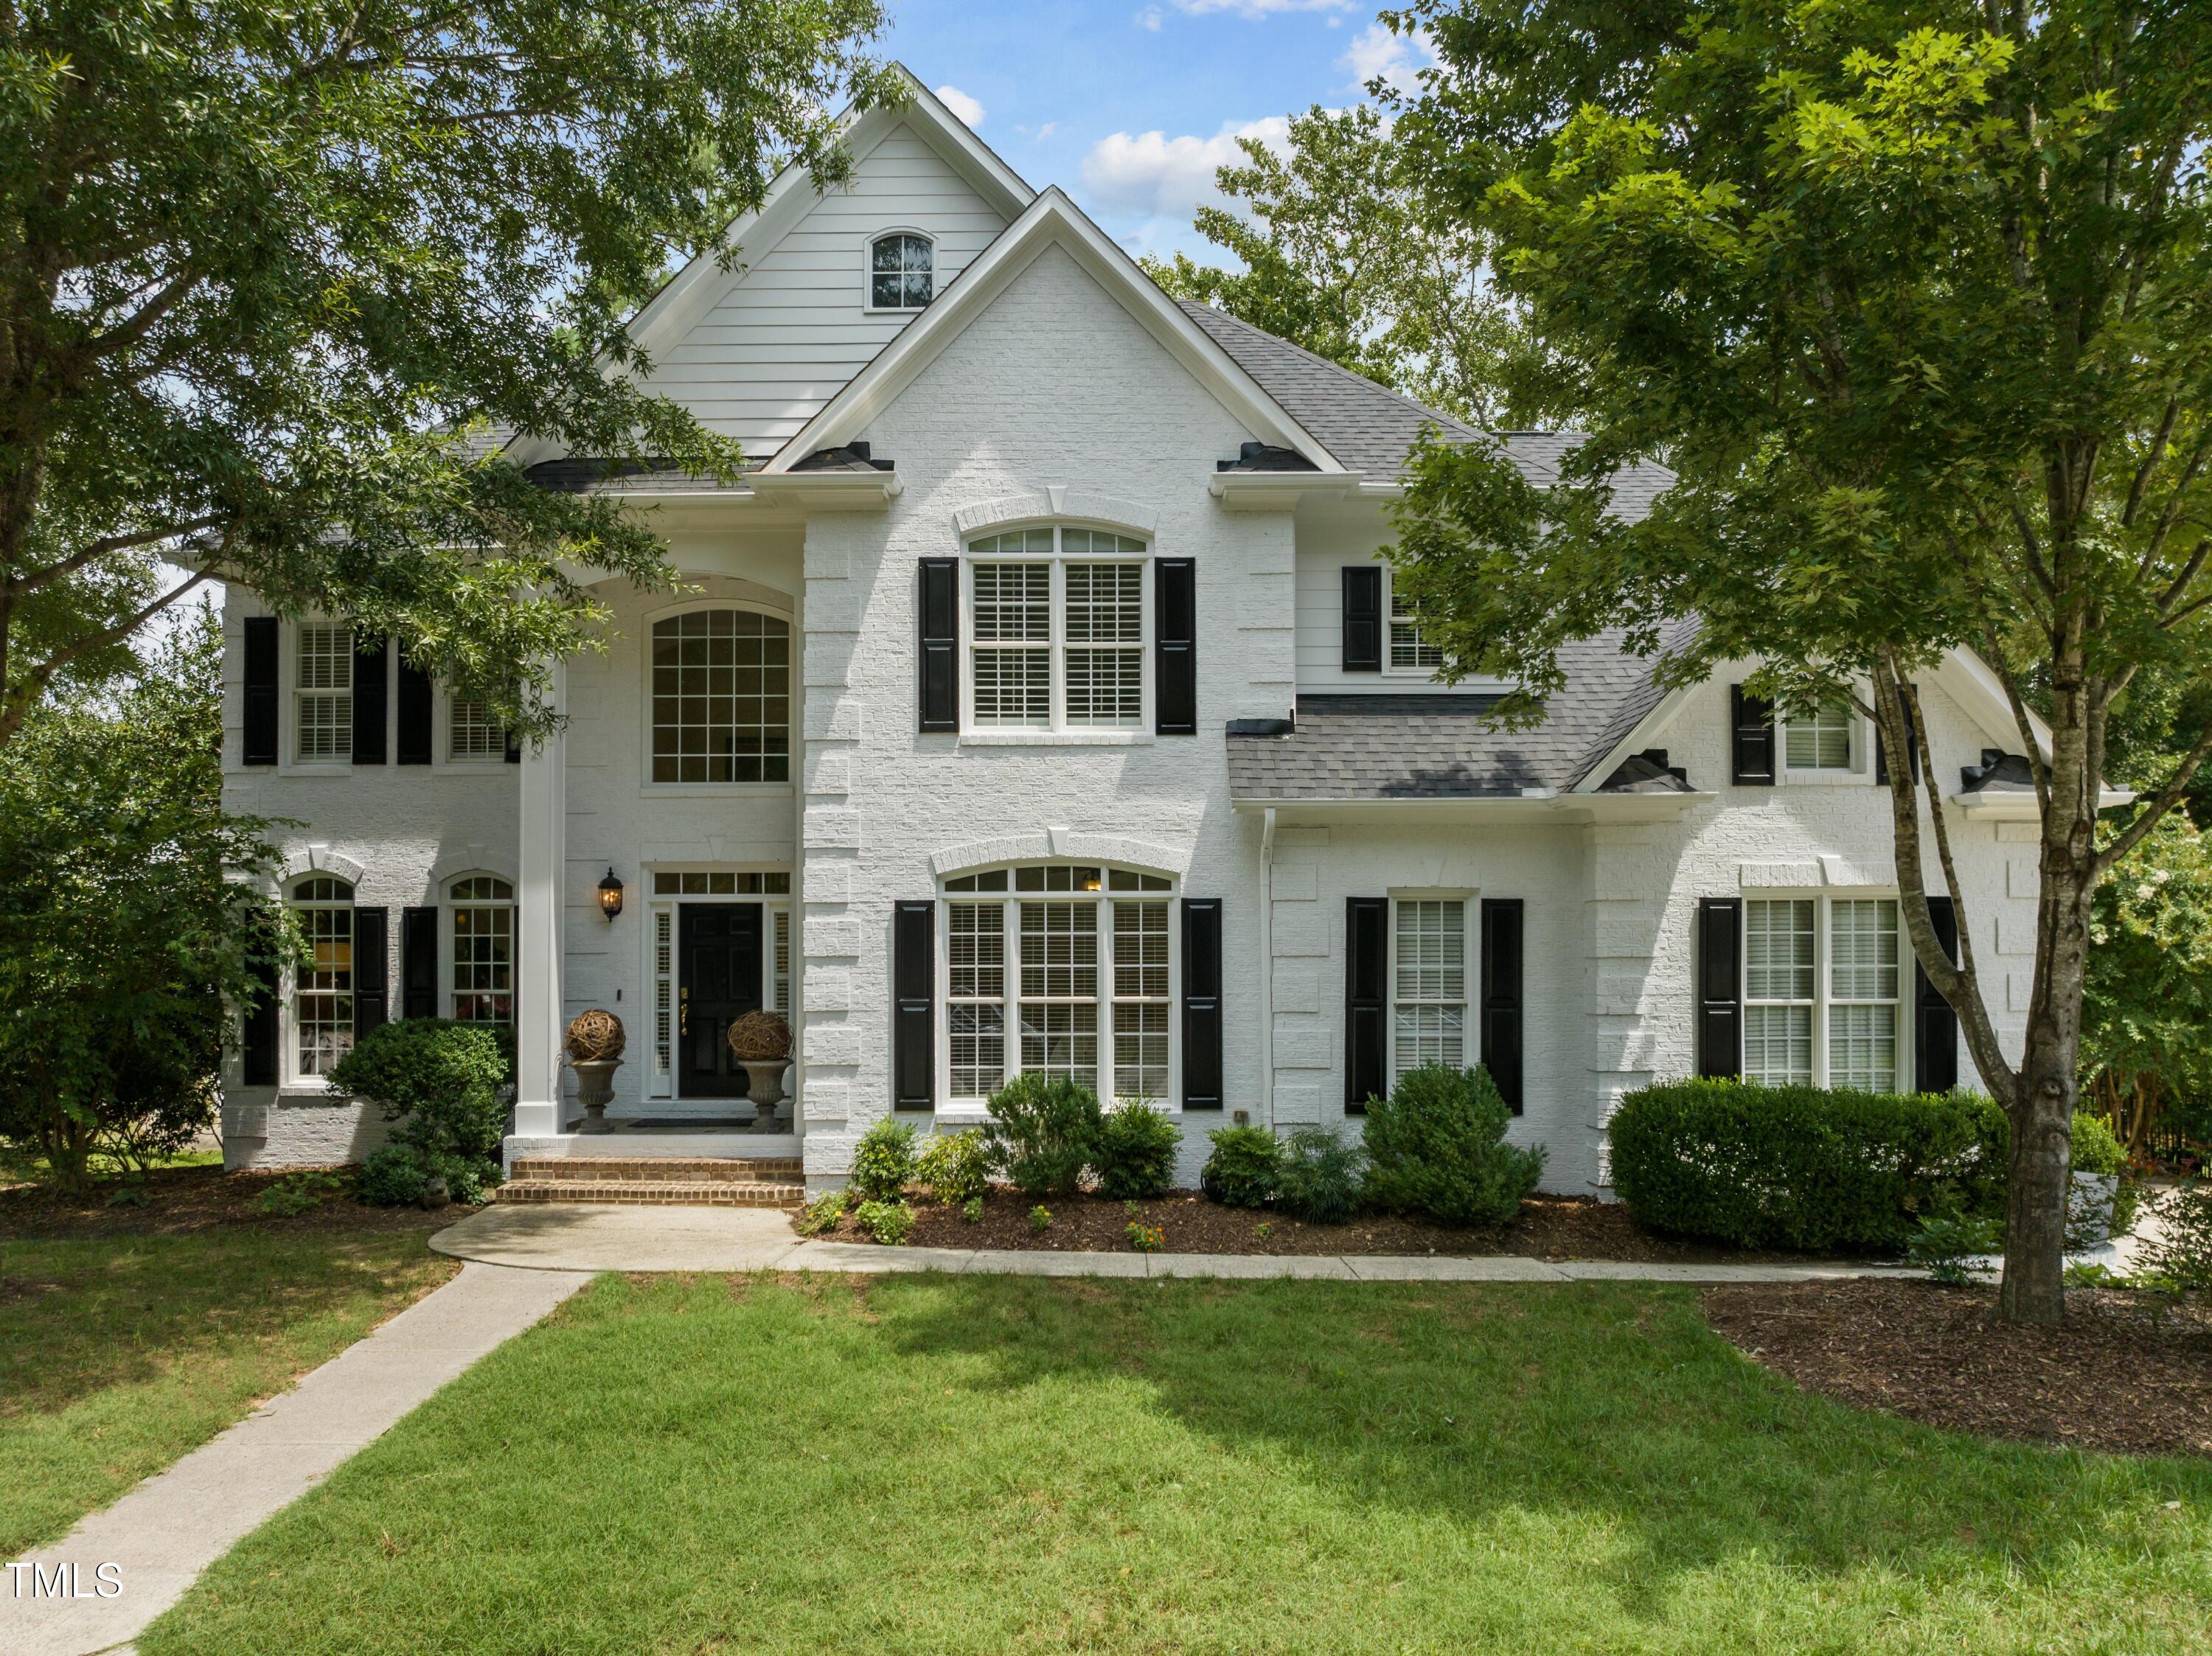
[
  {"xmin": 289, "ymin": 876, "xmax": 355, "ymax": 1076},
  {"xmin": 445, "ymin": 875, "xmax": 514, "ymax": 1024},
  {"xmin": 869, "ymin": 232, "xmax": 934, "ymax": 310},
  {"xmin": 648, "ymin": 608, "xmax": 791, "ymax": 784}
]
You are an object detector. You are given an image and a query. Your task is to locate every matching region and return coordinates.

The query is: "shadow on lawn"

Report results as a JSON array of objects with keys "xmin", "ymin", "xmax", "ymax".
[{"xmin": 865, "ymin": 1273, "xmax": 2211, "ymax": 1601}]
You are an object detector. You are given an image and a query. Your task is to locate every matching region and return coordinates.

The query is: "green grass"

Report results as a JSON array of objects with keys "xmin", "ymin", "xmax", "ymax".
[
  {"xmin": 143, "ymin": 1273, "xmax": 2210, "ymax": 1655},
  {"xmin": 0, "ymin": 1228, "xmax": 456, "ymax": 1554}
]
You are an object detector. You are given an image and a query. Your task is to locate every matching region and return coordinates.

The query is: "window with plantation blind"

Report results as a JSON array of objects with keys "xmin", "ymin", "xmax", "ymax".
[
  {"xmin": 967, "ymin": 528, "xmax": 1147, "ymax": 730},
  {"xmin": 1739, "ymin": 896, "xmax": 1903, "ymax": 1090}
]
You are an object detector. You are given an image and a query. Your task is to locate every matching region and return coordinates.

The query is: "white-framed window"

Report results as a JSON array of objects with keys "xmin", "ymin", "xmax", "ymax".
[
  {"xmin": 648, "ymin": 608, "xmax": 791, "ymax": 784},
  {"xmin": 642, "ymin": 869, "xmax": 793, "ymax": 1093},
  {"xmin": 290, "ymin": 876, "xmax": 355, "ymax": 1077},
  {"xmin": 942, "ymin": 864, "xmax": 1175, "ymax": 1105},
  {"xmin": 869, "ymin": 232, "xmax": 934, "ymax": 310},
  {"xmin": 1387, "ymin": 572, "xmax": 1442, "ymax": 675},
  {"xmin": 1784, "ymin": 697, "xmax": 1857, "ymax": 771},
  {"xmin": 1391, "ymin": 897, "xmax": 1467, "ymax": 1079},
  {"xmin": 445, "ymin": 875, "xmax": 513, "ymax": 1024},
  {"xmin": 448, "ymin": 697, "xmax": 504, "ymax": 762},
  {"xmin": 967, "ymin": 527, "xmax": 1148, "ymax": 731},
  {"xmin": 295, "ymin": 625, "xmax": 352, "ymax": 762},
  {"xmin": 1742, "ymin": 897, "xmax": 1903, "ymax": 1090}
]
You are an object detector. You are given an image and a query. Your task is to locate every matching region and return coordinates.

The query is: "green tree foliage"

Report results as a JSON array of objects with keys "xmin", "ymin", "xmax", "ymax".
[
  {"xmin": 1140, "ymin": 104, "xmax": 1573, "ymax": 428},
  {"xmin": 1382, "ymin": 1, "xmax": 2211, "ymax": 1321},
  {"xmin": 0, "ymin": 0, "xmax": 894, "ymax": 749},
  {"xmin": 2084, "ymin": 815, "xmax": 2212, "ymax": 1159},
  {"xmin": 0, "ymin": 608, "xmax": 280, "ymax": 1189}
]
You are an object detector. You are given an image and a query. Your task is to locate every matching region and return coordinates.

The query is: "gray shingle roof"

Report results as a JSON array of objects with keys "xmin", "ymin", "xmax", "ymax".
[
  {"xmin": 521, "ymin": 456, "xmax": 766, "ymax": 493},
  {"xmin": 1227, "ymin": 628, "xmax": 1694, "ymax": 801}
]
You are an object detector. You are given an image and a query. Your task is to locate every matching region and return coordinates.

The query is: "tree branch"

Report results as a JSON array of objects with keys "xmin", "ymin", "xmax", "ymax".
[
  {"xmin": 4, "ymin": 515, "xmax": 224, "ymax": 599},
  {"xmin": 2095, "ymin": 721, "xmax": 2212, "ymax": 877},
  {"xmin": 0, "ymin": 568, "xmax": 212, "ymax": 748}
]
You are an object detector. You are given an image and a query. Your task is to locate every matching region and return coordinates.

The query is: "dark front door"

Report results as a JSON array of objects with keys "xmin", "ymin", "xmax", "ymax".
[{"xmin": 678, "ymin": 903, "xmax": 763, "ymax": 1099}]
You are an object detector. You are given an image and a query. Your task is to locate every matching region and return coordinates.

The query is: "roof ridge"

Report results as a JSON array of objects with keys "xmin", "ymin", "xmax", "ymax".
[{"xmin": 1173, "ymin": 299, "xmax": 1484, "ymax": 442}]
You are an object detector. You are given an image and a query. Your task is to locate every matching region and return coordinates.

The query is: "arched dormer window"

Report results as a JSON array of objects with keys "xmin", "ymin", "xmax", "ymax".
[{"xmin": 869, "ymin": 232, "xmax": 934, "ymax": 310}]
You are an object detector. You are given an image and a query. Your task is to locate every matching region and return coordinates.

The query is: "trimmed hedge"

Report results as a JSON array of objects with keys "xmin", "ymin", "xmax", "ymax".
[{"xmin": 1608, "ymin": 1080, "xmax": 2006, "ymax": 1252}]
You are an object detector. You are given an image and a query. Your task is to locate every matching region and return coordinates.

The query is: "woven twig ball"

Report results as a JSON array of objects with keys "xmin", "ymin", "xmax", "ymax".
[
  {"xmin": 565, "ymin": 1008, "xmax": 626, "ymax": 1062},
  {"xmin": 726, "ymin": 1009, "xmax": 792, "ymax": 1062}
]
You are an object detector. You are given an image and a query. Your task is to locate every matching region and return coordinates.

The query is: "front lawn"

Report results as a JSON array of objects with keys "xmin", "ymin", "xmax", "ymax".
[
  {"xmin": 0, "ymin": 1172, "xmax": 458, "ymax": 1555},
  {"xmin": 145, "ymin": 1273, "xmax": 2211, "ymax": 1655}
]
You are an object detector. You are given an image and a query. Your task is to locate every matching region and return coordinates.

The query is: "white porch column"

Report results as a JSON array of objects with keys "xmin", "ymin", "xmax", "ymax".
[{"xmin": 512, "ymin": 661, "xmax": 568, "ymax": 1137}]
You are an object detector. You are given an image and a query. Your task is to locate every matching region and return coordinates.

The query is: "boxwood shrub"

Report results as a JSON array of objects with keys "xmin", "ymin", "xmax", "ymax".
[{"xmin": 1607, "ymin": 1079, "xmax": 2008, "ymax": 1252}]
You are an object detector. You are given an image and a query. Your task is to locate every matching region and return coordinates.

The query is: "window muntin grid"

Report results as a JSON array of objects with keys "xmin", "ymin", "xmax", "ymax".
[
  {"xmin": 1744, "ymin": 898, "xmax": 1817, "ymax": 1085},
  {"xmin": 1388, "ymin": 577, "xmax": 1442, "ymax": 672},
  {"xmin": 1829, "ymin": 900, "xmax": 1900, "ymax": 1090},
  {"xmin": 1391, "ymin": 898, "xmax": 1466, "ymax": 1079},
  {"xmin": 1785, "ymin": 698, "xmax": 1855, "ymax": 770},
  {"xmin": 649, "ymin": 609, "xmax": 790, "ymax": 784},
  {"xmin": 449, "ymin": 697, "xmax": 503, "ymax": 760},
  {"xmin": 942, "ymin": 865, "xmax": 1175, "ymax": 1104},
  {"xmin": 447, "ymin": 876, "xmax": 512, "ymax": 1024},
  {"xmin": 296, "ymin": 625, "xmax": 352, "ymax": 761},
  {"xmin": 291, "ymin": 876, "xmax": 354, "ymax": 1076},
  {"xmin": 967, "ymin": 528, "xmax": 1147, "ymax": 731},
  {"xmin": 642, "ymin": 874, "xmax": 792, "ymax": 1094},
  {"xmin": 650, "ymin": 871, "xmax": 791, "ymax": 896},
  {"xmin": 869, "ymin": 233, "xmax": 933, "ymax": 309}
]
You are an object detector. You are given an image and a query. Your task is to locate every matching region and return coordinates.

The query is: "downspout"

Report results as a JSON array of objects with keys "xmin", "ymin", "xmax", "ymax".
[{"xmin": 1257, "ymin": 807, "xmax": 1276, "ymax": 1130}]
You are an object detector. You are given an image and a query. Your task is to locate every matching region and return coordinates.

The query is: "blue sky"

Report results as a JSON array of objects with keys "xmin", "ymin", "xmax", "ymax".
[{"xmin": 874, "ymin": 1, "xmax": 1429, "ymax": 260}]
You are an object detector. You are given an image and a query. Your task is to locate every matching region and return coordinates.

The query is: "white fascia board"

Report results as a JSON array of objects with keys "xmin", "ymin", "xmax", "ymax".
[
  {"xmin": 1208, "ymin": 472, "xmax": 1363, "ymax": 511},
  {"xmin": 1931, "ymin": 645, "xmax": 2054, "ymax": 761},
  {"xmin": 1229, "ymin": 791, "xmax": 1714, "ymax": 825},
  {"xmin": 762, "ymin": 188, "xmax": 1343, "ymax": 474},
  {"xmin": 1949, "ymin": 786, "xmax": 2135, "ymax": 821},
  {"xmin": 1568, "ymin": 683, "xmax": 1691, "ymax": 795}
]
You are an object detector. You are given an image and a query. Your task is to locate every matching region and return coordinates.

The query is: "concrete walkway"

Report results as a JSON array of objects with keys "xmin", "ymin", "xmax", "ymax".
[
  {"xmin": 426, "ymin": 1202, "xmax": 1925, "ymax": 1284},
  {"xmin": 3, "ymin": 1262, "xmax": 589, "ymax": 1656}
]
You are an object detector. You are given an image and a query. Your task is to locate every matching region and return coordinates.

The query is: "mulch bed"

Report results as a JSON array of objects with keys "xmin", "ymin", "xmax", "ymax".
[
  {"xmin": 1703, "ymin": 1279, "xmax": 2212, "ymax": 1458},
  {"xmin": 0, "ymin": 1163, "xmax": 458, "ymax": 1242},
  {"xmin": 801, "ymin": 1187, "xmax": 1868, "ymax": 1264}
]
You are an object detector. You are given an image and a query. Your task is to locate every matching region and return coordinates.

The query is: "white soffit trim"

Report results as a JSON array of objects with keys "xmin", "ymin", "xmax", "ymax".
[
  {"xmin": 1932, "ymin": 646, "xmax": 2056, "ymax": 761},
  {"xmin": 762, "ymin": 187, "xmax": 1343, "ymax": 474}
]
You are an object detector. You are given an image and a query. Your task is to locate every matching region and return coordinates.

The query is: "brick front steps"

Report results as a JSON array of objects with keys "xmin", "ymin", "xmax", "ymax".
[{"xmin": 497, "ymin": 1157, "xmax": 805, "ymax": 1209}]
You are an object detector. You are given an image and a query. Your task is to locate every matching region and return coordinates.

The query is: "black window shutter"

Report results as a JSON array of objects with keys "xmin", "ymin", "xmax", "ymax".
[
  {"xmin": 893, "ymin": 900, "xmax": 935, "ymax": 1108},
  {"xmin": 352, "ymin": 635, "xmax": 388, "ymax": 765},
  {"xmin": 1914, "ymin": 895, "xmax": 1960, "ymax": 1093},
  {"xmin": 242, "ymin": 616, "xmax": 279, "ymax": 766},
  {"xmin": 402, "ymin": 905, "xmax": 439, "ymax": 1020},
  {"xmin": 1480, "ymin": 898, "xmax": 1525, "ymax": 1114},
  {"xmin": 396, "ymin": 657, "xmax": 434, "ymax": 765},
  {"xmin": 1156, "ymin": 558, "xmax": 1197, "ymax": 736},
  {"xmin": 241, "ymin": 911, "xmax": 281, "ymax": 1085},
  {"xmin": 1875, "ymin": 691, "xmax": 1921, "ymax": 784},
  {"xmin": 1341, "ymin": 567, "xmax": 1382, "ymax": 672},
  {"xmin": 1696, "ymin": 897, "xmax": 1742, "ymax": 1078},
  {"xmin": 1731, "ymin": 686, "xmax": 1775, "ymax": 785},
  {"xmin": 1346, "ymin": 897, "xmax": 1388, "ymax": 1111},
  {"xmin": 917, "ymin": 557, "xmax": 959, "ymax": 732},
  {"xmin": 1181, "ymin": 898, "xmax": 1223, "ymax": 1108},
  {"xmin": 504, "ymin": 729, "xmax": 521, "ymax": 765},
  {"xmin": 352, "ymin": 906, "xmax": 389, "ymax": 1037}
]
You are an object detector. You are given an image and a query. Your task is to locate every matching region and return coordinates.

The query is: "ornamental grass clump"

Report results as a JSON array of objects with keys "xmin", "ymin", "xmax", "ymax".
[
  {"xmin": 1273, "ymin": 1127, "xmax": 1366, "ymax": 1225},
  {"xmin": 983, "ymin": 1074, "xmax": 1102, "ymax": 1196},
  {"xmin": 1362, "ymin": 1063, "xmax": 1545, "ymax": 1227}
]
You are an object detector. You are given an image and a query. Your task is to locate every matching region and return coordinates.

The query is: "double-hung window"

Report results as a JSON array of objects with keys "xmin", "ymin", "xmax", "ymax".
[
  {"xmin": 1742, "ymin": 897, "xmax": 1902, "ymax": 1090},
  {"xmin": 943, "ymin": 865, "xmax": 1174, "ymax": 1104},
  {"xmin": 1388, "ymin": 574, "xmax": 1442, "ymax": 674},
  {"xmin": 1784, "ymin": 697, "xmax": 1857, "ymax": 772},
  {"xmin": 447, "ymin": 876, "xmax": 513, "ymax": 1024},
  {"xmin": 296, "ymin": 625, "xmax": 352, "ymax": 762},
  {"xmin": 1391, "ymin": 897, "xmax": 1467, "ymax": 1079},
  {"xmin": 291, "ymin": 877, "xmax": 355, "ymax": 1076},
  {"xmin": 449, "ymin": 697, "xmax": 504, "ymax": 761},
  {"xmin": 967, "ymin": 529, "xmax": 1147, "ymax": 730}
]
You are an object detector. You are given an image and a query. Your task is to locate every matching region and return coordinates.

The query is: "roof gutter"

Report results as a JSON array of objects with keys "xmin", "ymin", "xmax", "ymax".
[{"xmin": 1207, "ymin": 472, "xmax": 1363, "ymax": 511}]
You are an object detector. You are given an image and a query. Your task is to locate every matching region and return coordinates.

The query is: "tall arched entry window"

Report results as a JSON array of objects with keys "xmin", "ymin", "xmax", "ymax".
[{"xmin": 649, "ymin": 609, "xmax": 790, "ymax": 784}]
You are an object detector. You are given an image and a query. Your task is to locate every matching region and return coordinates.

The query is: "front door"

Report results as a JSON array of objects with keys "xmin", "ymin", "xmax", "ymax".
[{"xmin": 678, "ymin": 903, "xmax": 763, "ymax": 1099}]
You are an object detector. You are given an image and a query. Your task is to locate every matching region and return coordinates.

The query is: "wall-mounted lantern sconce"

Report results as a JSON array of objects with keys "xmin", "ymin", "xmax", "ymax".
[{"xmin": 597, "ymin": 868, "xmax": 625, "ymax": 922}]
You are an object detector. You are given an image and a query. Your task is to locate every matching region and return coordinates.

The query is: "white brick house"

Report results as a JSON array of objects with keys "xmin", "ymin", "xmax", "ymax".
[{"xmin": 218, "ymin": 73, "xmax": 2068, "ymax": 1194}]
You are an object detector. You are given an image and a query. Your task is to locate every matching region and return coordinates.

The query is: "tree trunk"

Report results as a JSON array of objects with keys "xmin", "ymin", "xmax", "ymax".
[{"xmin": 2000, "ymin": 1013, "xmax": 2079, "ymax": 1323}]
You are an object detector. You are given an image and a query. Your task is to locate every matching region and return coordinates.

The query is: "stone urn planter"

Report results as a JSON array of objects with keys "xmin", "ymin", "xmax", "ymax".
[
  {"xmin": 566, "ymin": 1009, "xmax": 627, "ymax": 1133},
  {"xmin": 728, "ymin": 1011, "xmax": 793, "ymax": 1130}
]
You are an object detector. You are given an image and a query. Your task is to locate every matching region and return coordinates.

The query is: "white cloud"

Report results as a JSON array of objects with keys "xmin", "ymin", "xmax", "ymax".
[
  {"xmin": 933, "ymin": 84, "xmax": 985, "ymax": 128},
  {"xmin": 1137, "ymin": 4, "xmax": 1163, "ymax": 29},
  {"xmin": 1079, "ymin": 116, "xmax": 1292, "ymax": 223},
  {"xmin": 1034, "ymin": 121, "xmax": 1057, "ymax": 141},
  {"xmin": 1168, "ymin": 0, "xmax": 1353, "ymax": 15},
  {"xmin": 1340, "ymin": 21, "xmax": 1437, "ymax": 96}
]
